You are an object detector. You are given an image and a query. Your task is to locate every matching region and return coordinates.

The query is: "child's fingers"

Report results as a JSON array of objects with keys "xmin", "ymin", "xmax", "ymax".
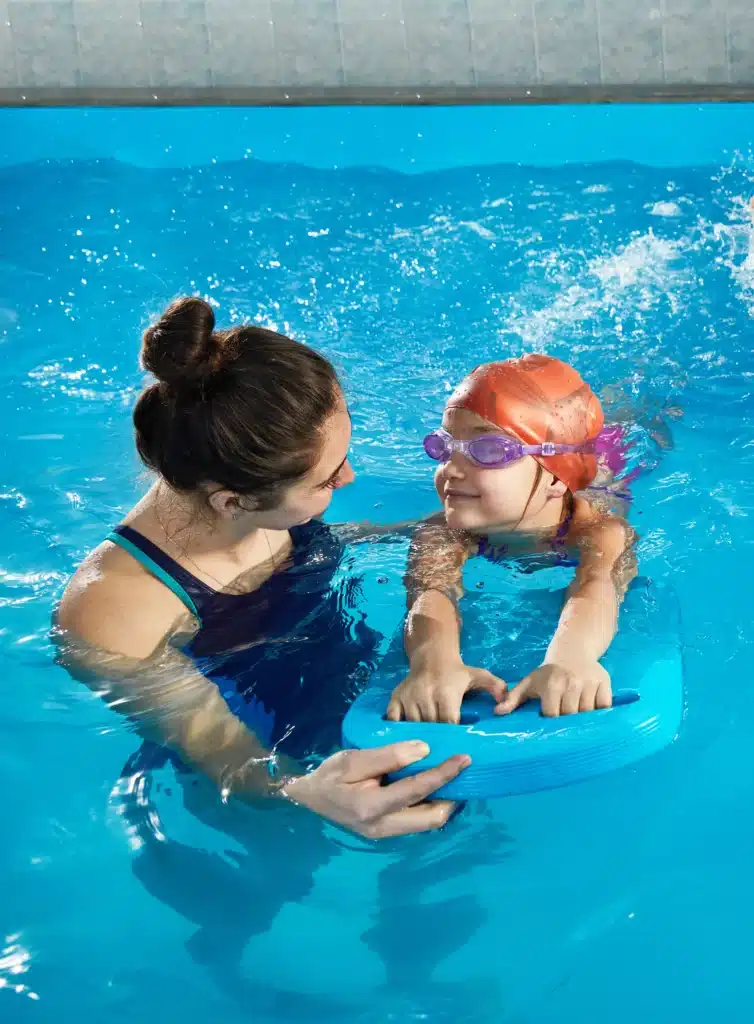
[
  {"xmin": 437, "ymin": 693, "xmax": 462, "ymax": 724},
  {"xmin": 494, "ymin": 682, "xmax": 527, "ymax": 715},
  {"xmin": 469, "ymin": 671, "xmax": 507, "ymax": 703},
  {"xmin": 417, "ymin": 699, "xmax": 438, "ymax": 723},
  {"xmin": 385, "ymin": 699, "xmax": 401, "ymax": 721},
  {"xmin": 402, "ymin": 700, "xmax": 428, "ymax": 722},
  {"xmin": 578, "ymin": 682, "xmax": 599, "ymax": 712},
  {"xmin": 560, "ymin": 680, "xmax": 583, "ymax": 716},
  {"xmin": 595, "ymin": 679, "xmax": 612, "ymax": 709},
  {"xmin": 540, "ymin": 680, "xmax": 565, "ymax": 717}
]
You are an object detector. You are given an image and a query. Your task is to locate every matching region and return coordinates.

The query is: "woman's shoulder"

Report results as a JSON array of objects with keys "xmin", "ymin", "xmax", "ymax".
[{"xmin": 56, "ymin": 539, "xmax": 192, "ymax": 660}]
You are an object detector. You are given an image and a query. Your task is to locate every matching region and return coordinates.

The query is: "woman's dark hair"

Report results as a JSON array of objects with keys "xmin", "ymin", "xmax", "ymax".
[{"xmin": 133, "ymin": 297, "xmax": 341, "ymax": 508}]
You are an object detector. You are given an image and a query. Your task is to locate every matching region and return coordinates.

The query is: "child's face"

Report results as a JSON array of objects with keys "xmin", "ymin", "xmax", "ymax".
[{"xmin": 435, "ymin": 407, "xmax": 551, "ymax": 533}]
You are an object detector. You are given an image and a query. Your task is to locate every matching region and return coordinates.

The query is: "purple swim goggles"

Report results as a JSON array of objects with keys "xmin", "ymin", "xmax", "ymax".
[{"xmin": 423, "ymin": 428, "xmax": 597, "ymax": 469}]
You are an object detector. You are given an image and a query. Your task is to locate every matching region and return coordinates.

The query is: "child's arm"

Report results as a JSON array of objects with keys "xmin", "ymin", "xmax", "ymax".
[
  {"xmin": 386, "ymin": 516, "xmax": 506, "ymax": 723},
  {"xmin": 547, "ymin": 517, "xmax": 637, "ymax": 666},
  {"xmin": 496, "ymin": 516, "xmax": 637, "ymax": 717},
  {"xmin": 405, "ymin": 516, "xmax": 467, "ymax": 661}
]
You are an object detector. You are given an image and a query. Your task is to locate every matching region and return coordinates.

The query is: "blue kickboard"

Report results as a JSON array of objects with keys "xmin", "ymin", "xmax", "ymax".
[{"xmin": 342, "ymin": 576, "xmax": 684, "ymax": 800}]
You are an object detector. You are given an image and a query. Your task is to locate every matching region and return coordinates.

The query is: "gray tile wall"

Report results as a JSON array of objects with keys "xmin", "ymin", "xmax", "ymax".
[{"xmin": 0, "ymin": 0, "xmax": 751, "ymax": 94}]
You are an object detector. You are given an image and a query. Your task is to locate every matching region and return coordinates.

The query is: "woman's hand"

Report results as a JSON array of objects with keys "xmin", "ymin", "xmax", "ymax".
[
  {"xmin": 386, "ymin": 660, "xmax": 506, "ymax": 724},
  {"xmin": 494, "ymin": 660, "xmax": 612, "ymax": 717},
  {"xmin": 282, "ymin": 742, "xmax": 470, "ymax": 839}
]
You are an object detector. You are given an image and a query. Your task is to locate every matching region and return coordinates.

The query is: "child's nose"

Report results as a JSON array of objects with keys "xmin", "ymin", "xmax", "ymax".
[{"xmin": 444, "ymin": 452, "xmax": 467, "ymax": 478}]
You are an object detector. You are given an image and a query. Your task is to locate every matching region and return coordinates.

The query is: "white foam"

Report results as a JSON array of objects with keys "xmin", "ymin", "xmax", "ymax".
[
  {"xmin": 504, "ymin": 229, "xmax": 691, "ymax": 351},
  {"xmin": 649, "ymin": 201, "xmax": 682, "ymax": 217},
  {"xmin": 460, "ymin": 220, "xmax": 496, "ymax": 240}
]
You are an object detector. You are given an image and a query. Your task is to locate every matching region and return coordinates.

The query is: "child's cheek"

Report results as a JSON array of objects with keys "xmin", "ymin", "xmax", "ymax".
[{"xmin": 477, "ymin": 471, "xmax": 509, "ymax": 513}]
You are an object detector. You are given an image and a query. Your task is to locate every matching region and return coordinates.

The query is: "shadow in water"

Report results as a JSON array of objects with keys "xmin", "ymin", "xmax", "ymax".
[
  {"xmin": 361, "ymin": 806, "xmax": 516, "ymax": 1021},
  {"xmin": 115, "ymin": 743, "xmax": 342, "ymax": 1015},
  {"xmin": 116, "ymin": 743, "xmax": 518, "ymax": 1022}
]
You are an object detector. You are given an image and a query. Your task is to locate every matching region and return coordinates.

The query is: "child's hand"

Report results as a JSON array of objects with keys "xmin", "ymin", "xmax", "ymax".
[
  {"xmin": 494, "ymin": 661, "xmax": 612, "ymax": 717},
  {"xmin": 386, "ymin": 660, "xmax": 507, "ymax": 724}
]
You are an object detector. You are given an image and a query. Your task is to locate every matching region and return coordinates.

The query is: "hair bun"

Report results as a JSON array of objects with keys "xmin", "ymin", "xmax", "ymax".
[{"xmin": 141, "ymin": 297, "xmax": 217, "ymax": 387}]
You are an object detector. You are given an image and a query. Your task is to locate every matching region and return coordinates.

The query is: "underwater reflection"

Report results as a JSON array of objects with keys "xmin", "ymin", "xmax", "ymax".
[{"xmin": 115, "ymin": 741, "xmax": 520, "ymax": 1020}]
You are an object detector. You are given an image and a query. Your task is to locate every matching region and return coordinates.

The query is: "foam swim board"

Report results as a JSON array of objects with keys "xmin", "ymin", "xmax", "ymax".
[{"xmin": 342, "ymin": 576, "xmax": 684, "ymax": 800}]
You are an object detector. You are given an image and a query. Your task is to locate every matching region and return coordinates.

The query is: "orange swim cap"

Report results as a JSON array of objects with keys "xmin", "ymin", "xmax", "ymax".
[{"xmin": 446, "ymin": 354, "xmax": 604, "ymax": 493}]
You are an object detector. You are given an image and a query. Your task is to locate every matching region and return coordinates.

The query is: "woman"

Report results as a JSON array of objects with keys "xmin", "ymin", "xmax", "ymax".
[{"xmin": 56, "ymin": 297, "xmax": 468, "ymax": 839}]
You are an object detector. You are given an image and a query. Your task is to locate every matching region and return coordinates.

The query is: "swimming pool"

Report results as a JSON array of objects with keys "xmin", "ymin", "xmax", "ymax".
[{"xmin": 2, "ymin": 104, "xmax": 754, "ymax": 1023}]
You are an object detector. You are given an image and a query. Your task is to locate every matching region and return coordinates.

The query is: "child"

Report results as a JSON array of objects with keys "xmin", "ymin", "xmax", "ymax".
[{"xmin": 386, "ymin": 354, "xmax": 637, "ymax": 724}]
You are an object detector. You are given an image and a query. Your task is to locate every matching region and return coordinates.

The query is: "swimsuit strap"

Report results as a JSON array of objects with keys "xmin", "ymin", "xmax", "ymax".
[{"xmin": 106, "ymin": 524, "xmax": 215, "ymax": 622}]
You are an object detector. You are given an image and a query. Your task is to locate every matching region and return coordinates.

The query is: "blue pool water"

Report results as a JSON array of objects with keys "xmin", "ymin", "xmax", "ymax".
[{"xmin": 2, "ymin": 106, "xmax": 754, "ymax": 1023}]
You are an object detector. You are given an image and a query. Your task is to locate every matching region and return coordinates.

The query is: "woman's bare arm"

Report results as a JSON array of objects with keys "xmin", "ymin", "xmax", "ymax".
[
  {"xmin": 55, "ymin": 569, "xmax": 300, "ymax": 797},
  {"xmin": 54, "ymin": 549, "xmax": 472, "ymax": 835},
  {"xmin": 329, "ymin": 518, "xmax": 420, "ymax": 545}
]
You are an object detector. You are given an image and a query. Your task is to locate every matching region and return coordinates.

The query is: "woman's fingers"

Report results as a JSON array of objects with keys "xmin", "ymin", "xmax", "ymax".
[
  {"xmin": 337, "ymin": 741, "xmax": 431, "ymax": 783},
  {"xmin": 374, "ymin": 754, "xmax": 471, "ymax": 816},
  {"xmin": 362, "ymin": 799, "xmax": 459, "ymax": 839},
  {"xmin": 290, "ymin": 744, "xmax": 469, "ymax": 839}
]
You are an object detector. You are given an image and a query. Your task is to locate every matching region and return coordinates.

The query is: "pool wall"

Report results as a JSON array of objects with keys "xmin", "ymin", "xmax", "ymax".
[{"xmin": 0, "ymin": 0, "xmax": 752, "ymax": 105}]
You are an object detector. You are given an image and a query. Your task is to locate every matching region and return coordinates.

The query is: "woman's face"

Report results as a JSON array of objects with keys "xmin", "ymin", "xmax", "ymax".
[
  {"xmin": 251, "ymin": 395, "xmax": 355, "ymax": 530},
  {"xmin": 435, "ymin": 407, "xmax": 547, "ymax": 533}
]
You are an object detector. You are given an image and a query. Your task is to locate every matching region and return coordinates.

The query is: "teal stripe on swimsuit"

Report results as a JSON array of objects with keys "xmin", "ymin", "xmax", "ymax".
[{"xmin": 106, "ymin": 531, "xmax": 201, "ymax": 621}]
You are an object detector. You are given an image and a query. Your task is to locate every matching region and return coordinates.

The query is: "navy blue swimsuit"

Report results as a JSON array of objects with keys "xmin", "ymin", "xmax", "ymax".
[{"xmin": 108, "ymin": 520, "xmax": 380, "ymax": 762}]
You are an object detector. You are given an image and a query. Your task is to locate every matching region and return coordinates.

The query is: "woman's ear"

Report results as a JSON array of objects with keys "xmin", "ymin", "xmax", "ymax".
[{"xmin": 206, "ymin": 489, "xmax": 254, "ymax": 520}]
